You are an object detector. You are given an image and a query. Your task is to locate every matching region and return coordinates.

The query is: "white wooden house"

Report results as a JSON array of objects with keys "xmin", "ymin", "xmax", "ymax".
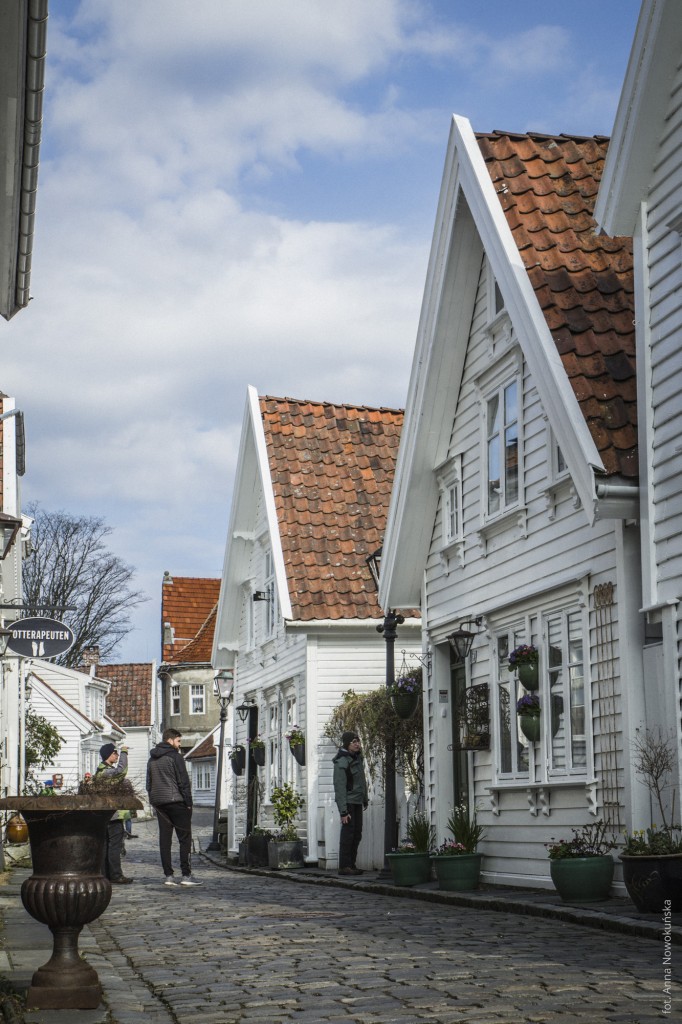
[
  {"xmin": 212, "ymin": 388, "xmax": 421, "ymax": 870},
  {"xmin": 379, "ymin": 118, "xmax": 643, "ymax": 888},
  {"xmin": 594, "ymin": 0, "xmax": 682, "ymax": 817}
]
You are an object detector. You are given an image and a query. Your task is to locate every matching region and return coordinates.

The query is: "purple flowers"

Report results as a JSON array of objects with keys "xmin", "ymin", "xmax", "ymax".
[
  {"xmin": 392, "ymin": 667, "xmax": 422, "ymax": 694},
  {"xmin": 516, "ymin": 693, "xmax": 540, "ymax": 716},
  {"xmin": 508, "ymin": 644, "xmax": 539, "ymax": 671}
]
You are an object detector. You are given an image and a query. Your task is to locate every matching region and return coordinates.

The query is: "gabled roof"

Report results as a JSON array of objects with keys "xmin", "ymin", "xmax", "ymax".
[
  {"xmin": 29, "ymin": 671, "xmax": 99, "ymax": 735},
  {"xmin": 173, "ymin": 606, "xmax": 217, "ymax": 663},
  {"xmin": 185, "ymin": 730, "xmax": 218, "ymax": 761},
  {"xmin": 161, "ymin": 575, "xmax": 220, "ymax": 663},
  {"xmin": 213, "ymin": 387, "xmax": 405, "ymax": 663},
  {"xmin": 478, "ymin": 131, "xmax": 636, "ymax": 479},
  {"xmin": 595, "ymin": 0, "xmax": 682, "ymax": 235},
  {"xmin": 95, "ymin": 663, "xmax": 155, "ymax": 728},
  {"xmin": 261, "ymin": 395, "xmax": 403, "ymax": 621},
  {"xmin": 380, "ymin": 116, "xmax": 636, "ymax": 609}
]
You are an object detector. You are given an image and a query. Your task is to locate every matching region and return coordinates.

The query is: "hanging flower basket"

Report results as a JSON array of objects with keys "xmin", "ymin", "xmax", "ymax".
[
  {"xmin": 390, "ymin": 664, "xmax": 422, "ymax": 720},
  {"xmin": 290, "ymin": 740, "xmax": 306, "ymax": 766},
  {"xmin": 229, "ymin": 745, "xmax": 246, "ymax": 775},
  {"xmin": 509, "ymin": 644, "xmax": 539, "ymax": 691},
  {"xmin": 390, "ymin": 690, "xmax": 419, "ymax": 719},
  {"xmin": 252, "ymin": 747, "xmax": 266, "ymax": 767},
  {"xmin": 517, "ymin": 693, "xmax": 541, "ymax": 743}
]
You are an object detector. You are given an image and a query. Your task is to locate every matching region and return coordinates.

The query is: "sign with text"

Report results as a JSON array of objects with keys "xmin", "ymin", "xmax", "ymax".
[{"xmin": 7, "ymin": 617, "xmax": 75, "ymax": 659}]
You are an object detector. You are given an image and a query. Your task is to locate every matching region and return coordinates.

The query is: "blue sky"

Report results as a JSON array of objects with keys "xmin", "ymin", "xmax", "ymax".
[{"xmin": 2, "ymin": 0, "xmax": 641, "ymax": 661}]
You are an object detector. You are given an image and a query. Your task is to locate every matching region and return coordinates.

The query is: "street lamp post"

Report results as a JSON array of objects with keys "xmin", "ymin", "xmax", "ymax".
[
  {"xmin": 365, "ymin": 548, "xmax": 405, "ymax": 872},
  {"xmin": 207, "ymin": 670, "xmax": 234, "ymax": 852}
]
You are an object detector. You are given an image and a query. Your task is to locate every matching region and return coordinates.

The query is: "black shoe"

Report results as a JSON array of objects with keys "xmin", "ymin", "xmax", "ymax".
[
  {"xmin": 125, "ymin": 833, "xmax": 138, "ymax": 838},
  {"xmin": 111, "ymin": 876, "xmax": 134, "ymax": 884},
  {"xmin": 338, "ymin": 867, "xmax": 355, "ymax": 876},
  {"xmin": 350, "ymin": 867, "xmax": 364, "ymax": 875}
]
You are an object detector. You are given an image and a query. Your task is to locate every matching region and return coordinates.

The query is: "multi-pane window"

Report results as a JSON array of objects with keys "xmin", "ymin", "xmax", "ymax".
[
  {"xmin": 195, "ymin": 765, "xmax": 212, "ymax": 791},
  {"xmin": 263, "ymin": 548, "xmax": 277, "ymax": 638},
  {"xmin": 190, "ymin": 684, "xmax": 205, "ymax": 715},
  {"xmin": 495, "ymin": 605, "xmax": 588, "ymax": 781},
  {"xmin": 486, "ymin": 380, "xmax": 519, "ymax": 515},
  {"xmin": 284, "ymin": 694, "xmax": 297, "ymax": 784},
  {"xmin": 171, "ymin": 684, "xmax": 181, "ymax": 716}
]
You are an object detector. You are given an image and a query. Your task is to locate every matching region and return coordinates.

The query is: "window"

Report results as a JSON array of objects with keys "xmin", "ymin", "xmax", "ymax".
[
  {"xmin": 486, "ymin": 380, "xmax": 519, "ymax": 516},
  {"xmin": 284, "ymin": 694, "xmax": 298, "ymax": 784},
  {"xmin": 245, "ymin": 585, "xmax": 254, "ymax": 649},
  {"xmin": 171, "ymin": 684, "xmax": 181, "ymax": 716},
  {"xmin": 190, "ymin": 684, "xmax": 205, "ymax": 715},
  {"xmin": 494, "ymin": 602, "xmax": 589, "ymax": 783},
  {"xmin": 267, "ymin": 700, "xmax": 279, "ymax": 796},
  {"xmin": 263, "ymin": 548, "xmax": 278, "ymax": 639},
  {"xmin": 436, "ymin": 455, "xmax": 464, "ymax": 571},
  {"xmin": 195, "ymin": 765, "xmax": 213, "ymax": 791}
]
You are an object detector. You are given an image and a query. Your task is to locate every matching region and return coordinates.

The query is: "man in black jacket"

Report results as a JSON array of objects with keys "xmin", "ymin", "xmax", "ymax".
[{"xmin": 147, "ymin": 728, "xmax": 202, "ymax": 886}]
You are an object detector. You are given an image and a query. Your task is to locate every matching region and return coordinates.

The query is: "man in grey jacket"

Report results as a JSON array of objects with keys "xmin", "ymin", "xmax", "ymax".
[{"xmin": 146, "ymin": 728, "xmax": 202, "ymax": 886}]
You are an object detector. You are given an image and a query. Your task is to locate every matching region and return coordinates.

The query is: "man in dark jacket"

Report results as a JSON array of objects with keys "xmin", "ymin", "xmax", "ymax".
[
  {"xmin": 333, "ymin": 731, "xmax": 369, "ymax": 876},
  {"xmin": 146, "ymin": 728, "xmax": 202, "ymax": 886}
]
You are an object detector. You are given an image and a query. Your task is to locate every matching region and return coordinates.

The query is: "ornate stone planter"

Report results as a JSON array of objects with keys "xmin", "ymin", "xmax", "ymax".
[{"xmin": 0, "ymin": 794, "xmax": 142, "ymax": 1010}]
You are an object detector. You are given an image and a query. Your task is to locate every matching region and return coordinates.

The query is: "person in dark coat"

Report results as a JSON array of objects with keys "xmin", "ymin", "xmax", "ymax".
[
  {"xmin": 146, "ymin": 728, "xmax": 202, "ymax": 886},
  {"xmin": 333, "ymin": 731, "xmax": 369, "ymax": 876}
]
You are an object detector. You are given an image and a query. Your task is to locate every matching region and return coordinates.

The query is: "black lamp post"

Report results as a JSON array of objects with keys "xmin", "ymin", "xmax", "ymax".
[
  {"xmin": 365, "ymin": 548, "xmax": 404, "ymax": 872},
  {"xmin": 207, "ymin": 670, "xmax": 234, "ymax": 852}
]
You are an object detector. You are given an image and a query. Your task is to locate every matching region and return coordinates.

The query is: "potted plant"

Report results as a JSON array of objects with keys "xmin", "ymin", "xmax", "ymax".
[
  {"xmin": 286, "ymin": 726, "xmax": 306, "ymax": 766},
  {"xmin": 389, "ymin": 666, "xmax": 421, "ymax": 720},
  {"xmin": 620, "ymin": 729, "xmax": 682, "ymax": 913},
  {"xmin": 430, "ymin": 805, "xmax": 485, "ymax": 891},
  {"xmin": 386, "ymin": 811, "xmax": 435, "ymax": 886},
  {"xmin": 245, "ymin": 825, "xmax": 275, "ymax": 866},
  {"xmin": 229, "ymin": 744, "xmax": 246, "ymax": 775},
  {"xmin": 508, "ymin": 643, "xmax": 539, "ymax": 690},
  {"xmin": 546, "ymin": 820, "xmax": 616, "ymax": 902},
  {"xmin": 248, "ymin": 735, "xmax": 266, "ymax": 767},
  {"xmin": 268, "ymin": 783, "xmax": 305, "ymax": 869},
  {"xmin": 516, "ymin": 693, "xmax": 541, "ymax": 743}
]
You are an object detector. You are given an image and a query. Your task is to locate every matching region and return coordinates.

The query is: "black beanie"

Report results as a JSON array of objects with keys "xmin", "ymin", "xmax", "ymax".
[
  {"xmin": 341, "ymin": 731, "xmax": 358, "ymax": 750},
  {"xmin": 99, "ymin": 742, "xmax": 116, "ymax": 762}
]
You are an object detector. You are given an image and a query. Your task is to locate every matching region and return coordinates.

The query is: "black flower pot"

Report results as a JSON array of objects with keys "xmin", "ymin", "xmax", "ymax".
[
  {"xmin": 252, "ymin": 746, "xmax": 266, "ymax": 767},
  {"xmin": 230, "ymin": 746, "xmax": 246, "ymax": 775},
  {"xmin": 290, "ymin": 741, "xmax": 306, "ymax": 766},
  {"xmin": 620, "ymin": 853, "xmax": 682, "ymax": 913}
]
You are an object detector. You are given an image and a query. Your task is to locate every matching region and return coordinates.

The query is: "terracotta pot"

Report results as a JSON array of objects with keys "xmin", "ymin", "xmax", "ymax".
[{"xmin": 5, "ymin": 813, "xmax": 28, "ymax": 844}]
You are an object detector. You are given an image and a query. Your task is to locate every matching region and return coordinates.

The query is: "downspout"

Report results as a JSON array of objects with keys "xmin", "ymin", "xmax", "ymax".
[{"xmin": 595, "ymin": 483, "xmax": 640, "ymax": 501}]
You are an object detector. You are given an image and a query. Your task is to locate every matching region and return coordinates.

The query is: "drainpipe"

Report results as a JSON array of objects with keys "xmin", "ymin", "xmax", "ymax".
[{"xmin": 595, "ymin": 484, "xmax": 640, "ymax": 500}]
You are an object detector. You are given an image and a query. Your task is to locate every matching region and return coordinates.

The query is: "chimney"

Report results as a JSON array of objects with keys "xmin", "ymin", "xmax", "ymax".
[{"xmin": 81, "ymin": 646, "xmax": 100, "ymax": 668}]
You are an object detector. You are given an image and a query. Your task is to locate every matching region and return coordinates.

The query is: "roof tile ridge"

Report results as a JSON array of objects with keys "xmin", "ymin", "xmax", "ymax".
[
  {"xmin": 259, "ymin": 394, "xmax": 404, "ymax": 416},
  {"xmin": 172, "ymin": 603, "xmax": 218, "ymax": 660}
]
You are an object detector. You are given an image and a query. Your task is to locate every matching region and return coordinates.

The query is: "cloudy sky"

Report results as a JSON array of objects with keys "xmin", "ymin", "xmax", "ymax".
[{"xmin": 3, "ymin": 0, "xmax": 641, "ymax": 662}]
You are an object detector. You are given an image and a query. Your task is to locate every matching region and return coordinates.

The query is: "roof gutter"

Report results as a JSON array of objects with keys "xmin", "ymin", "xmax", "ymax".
[
  {"xmin": 2, "ymin": 0, "xmax": 48, "ymax": 320},
  {"xmin": 593, "ymin": 481, "xmax": 640, "ymax": 521}
]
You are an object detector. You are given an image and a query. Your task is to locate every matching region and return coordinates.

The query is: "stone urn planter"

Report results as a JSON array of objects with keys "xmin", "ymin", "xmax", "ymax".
[
  {"xmin": 550, "ymin": 855, "xmax": 614, "ymax": 903},
  {"xmin": 0, "ymin": 794, "xmax": 142, "ymax": 1010}
]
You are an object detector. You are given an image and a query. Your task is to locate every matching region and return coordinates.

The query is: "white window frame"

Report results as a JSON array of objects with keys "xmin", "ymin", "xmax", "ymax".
[
  {"xmin": 263, "ymin": 548, "xmax": 278, "ymax": 640},
  {"xmin": 485, "ymin": 378, "xmax": 520, "ymax": 518},
  {"xmin": 171, "ymin": 684, "xmax": 181, "ymax": 717},
  {"xmin": 189, "ymin": 684, "xmax": 205, "ymax": 716},
  {"xmin": 243, "ymin": 583, "xmax": 255, "ymax": 651},
  {"xmin": 489, "ymin": 587, "xmax": 593, "ymax": 803},
  {"xmin": 195, "ymin": 764, "xmax": 213, "ymax": 791},
  {"xmin": 436, "ymin": 454, "xmax": 464, "ymax": 573}
]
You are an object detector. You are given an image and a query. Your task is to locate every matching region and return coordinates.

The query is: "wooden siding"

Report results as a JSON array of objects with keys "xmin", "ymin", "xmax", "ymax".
[
  {"xmin": 422, "ymin": 256, "xmax": 628, "ymax": 885},
  {"xmin": 645, "ymin": 56, "xmax": 682, "ymax": 600}
]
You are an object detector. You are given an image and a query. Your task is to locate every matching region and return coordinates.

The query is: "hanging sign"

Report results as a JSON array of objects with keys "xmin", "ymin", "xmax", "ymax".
[{"xmin": 6, "ymin": 617, "xmax": 75, "ymax": 659}]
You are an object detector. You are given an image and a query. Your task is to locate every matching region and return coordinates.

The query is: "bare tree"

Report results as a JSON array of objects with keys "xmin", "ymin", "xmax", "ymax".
[{"xmin": 22, "ymin": 504, "xmax": 148, "ymax": 667}]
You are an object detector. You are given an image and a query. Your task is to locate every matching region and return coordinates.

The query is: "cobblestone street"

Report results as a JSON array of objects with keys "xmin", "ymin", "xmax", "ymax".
[{"xmin": 30, "ymin": 816, "xmax": 671, "ymax": 1024}]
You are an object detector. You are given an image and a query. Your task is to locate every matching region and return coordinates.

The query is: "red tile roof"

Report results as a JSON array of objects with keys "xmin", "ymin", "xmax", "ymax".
[
  {"xmin": 477, "ymin": 131, "xmax": 636, "ymax": 479},
  {"xmin": 260, "ymin": 396, "xmax": 403, "ymax": 621},
  {"xmin": 174, "ymin": 605, "xmax": 217, "ymax": 663},
  {"xmin": 95, "ymin": 663, "xmax": 154, "ymax": 728},
  {"xmin": 185, "ymin": 733, "xmax": 217, "ymax": 760},
  {"xmin": 161, "ymin": 575, "xmax": 220, "ymax": 663}
]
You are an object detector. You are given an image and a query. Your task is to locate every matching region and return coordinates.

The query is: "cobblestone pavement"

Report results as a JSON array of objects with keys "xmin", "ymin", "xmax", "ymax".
[{"xmin": 66, "ymin": 817, "xmax": 680, "ymax": 1024}]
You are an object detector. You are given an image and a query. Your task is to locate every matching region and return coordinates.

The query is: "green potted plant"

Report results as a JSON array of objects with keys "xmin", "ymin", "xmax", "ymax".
[
  {"xmin": 268, "ymin": 783, "xmax": 305, "ymax": 869},
  {"xmin": 546, "ymin": 820, "xmax": 616, "ymax": 902},
  {"xmin": 430, "ymin": 805, "xmax": 485, "ymax": 891},
  {"xmin": 386, "ymin": 811, "xmax": 435, "ymax": 886},
  {"xmin": 285, "ymin": 726, "xmax": 306, "ymax": 766},
  {"xmin": 516, "ymin": 693, "xmax": 541, "ymax": 743},
  {"xmin": 508, "ymin": 643, "xmax": 539, "ymax": 690},
  {"xmin": 389, "ymin": 667, "xmax": 422, "ymax": 720},
  {"xmin": 620, "ymin": 729, "xmax": 682, "ymax": 912},
  {"xmin": 248, "ymin": 735, "xmax": 266, "ymax": 767}
]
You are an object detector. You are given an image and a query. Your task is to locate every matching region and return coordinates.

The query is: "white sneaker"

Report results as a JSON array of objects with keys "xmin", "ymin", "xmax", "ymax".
[
  {"xmin": 180, "ymin": 875, "xmax": 203, "ymax": 886},
  {"xmin": 164, "ymin": 876, "xmax": 179, "ymax": 886}
]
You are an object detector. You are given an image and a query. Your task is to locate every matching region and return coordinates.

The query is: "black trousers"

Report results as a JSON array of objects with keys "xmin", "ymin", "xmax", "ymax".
[
  {"xmin": 105, "ymin": 819, "xmax": 125, "ymax": 880},
  {"xmin": 156, "ymin": 802, "xmax": 192, "ymax": 877},
  {"xmin": 339, "ymin": 804, "xmax": 363, "ymax": 869}
]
